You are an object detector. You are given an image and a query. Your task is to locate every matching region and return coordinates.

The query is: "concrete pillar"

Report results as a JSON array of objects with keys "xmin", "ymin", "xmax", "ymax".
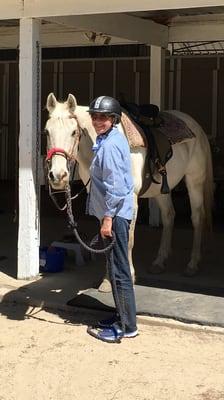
[
  {"xmin": 148, "ymin": 45, "xmax": 165, "ymax": 227},
  {"xmin": 18, "ymin": 17, "xmax": 41, "ymax": 279}
]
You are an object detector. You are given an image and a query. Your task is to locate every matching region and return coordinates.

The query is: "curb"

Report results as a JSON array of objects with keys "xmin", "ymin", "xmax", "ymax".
[{"xmin": 1, "ymin": 284, "xmax": 224, "ymax": 336}]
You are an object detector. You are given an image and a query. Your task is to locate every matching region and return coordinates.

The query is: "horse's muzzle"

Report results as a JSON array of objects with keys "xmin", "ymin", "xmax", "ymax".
[{"xmin": 48, "ymin": 170, "xmax": 69, "ymax": 190}]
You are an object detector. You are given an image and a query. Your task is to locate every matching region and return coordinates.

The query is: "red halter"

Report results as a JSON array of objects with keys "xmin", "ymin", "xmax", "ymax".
[{"xmin": 46, "ymin": 147, "xmax": 68, "ymax": 161}]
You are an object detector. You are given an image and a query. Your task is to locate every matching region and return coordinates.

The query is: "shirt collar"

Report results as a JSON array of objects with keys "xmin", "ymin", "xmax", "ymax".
[{"xmin": 92, "ymin": 128, "xmax": 112, "ymax": 152}]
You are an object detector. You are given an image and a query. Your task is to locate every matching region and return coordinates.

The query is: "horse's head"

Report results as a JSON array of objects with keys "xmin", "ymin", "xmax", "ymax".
[{"xmin": 45, "ymin": 93, "xmax": 80, "ymax": 190}]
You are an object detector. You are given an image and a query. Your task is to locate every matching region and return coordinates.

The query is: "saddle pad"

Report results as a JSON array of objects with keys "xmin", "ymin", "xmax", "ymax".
[
  {"xmin": 121, "ymin": 110, "xmax": 195, "ymax": 148},
  {"xmin": 158, "ymin": 111, "xmax": 195, "ymax": 144},
  {"xmin": 121, "ymin": 111, "xmax": 147, "ymax": 148}
]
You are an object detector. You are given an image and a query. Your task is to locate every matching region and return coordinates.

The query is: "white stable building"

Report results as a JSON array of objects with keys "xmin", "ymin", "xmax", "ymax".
[{"xmin": 1, "ymin": 1, "xmax": 224, "ymax": 279}]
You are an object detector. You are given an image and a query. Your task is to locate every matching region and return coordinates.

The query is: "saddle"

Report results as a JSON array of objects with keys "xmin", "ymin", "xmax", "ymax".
[{"xmin": 121, "ymin": 102, "xmax": 173, "ymax": 196}]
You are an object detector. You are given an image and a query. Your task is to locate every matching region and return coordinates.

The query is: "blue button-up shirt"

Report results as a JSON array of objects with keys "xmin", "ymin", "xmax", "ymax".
[{"xmin": 87, "ymin": 127, "xmax": 134, "ymax": 221}]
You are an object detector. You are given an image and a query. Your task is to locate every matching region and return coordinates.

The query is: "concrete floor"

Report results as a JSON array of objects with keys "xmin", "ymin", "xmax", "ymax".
[
  {"xmin": 1, "ymin": 180, "xmax": 224, "ymax": 295},
  {"xmin": 1, "ymin": 181, "xmax": 224, "ymax": 326}
]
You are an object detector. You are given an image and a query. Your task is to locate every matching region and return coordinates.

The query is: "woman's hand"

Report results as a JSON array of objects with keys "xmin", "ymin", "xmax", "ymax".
[{"xmin": 101, "ymin": 216, "xmax": 112, "ymax": 238}]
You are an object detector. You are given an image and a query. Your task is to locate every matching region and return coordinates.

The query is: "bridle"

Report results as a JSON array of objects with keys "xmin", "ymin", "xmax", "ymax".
[
  {"xmin": 45, "ymin": 114, "xmax": 89, "ymax": 211},
  {"xmin": 46, "ymin": 114, "xmax": 81, "ymax": 165}
]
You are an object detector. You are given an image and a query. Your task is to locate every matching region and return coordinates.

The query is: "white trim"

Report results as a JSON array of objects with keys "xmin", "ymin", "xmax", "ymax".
[
  {"xmin": 0, "ymin": 63, "xmax": 9, "ymax": 179},
  {"xmin": 135, "ymin": 71, "xmax": 140, "ymax": 105},
  {"xmin": 89, "ymin": 66, "xmax": 94, "ymax": 102},
  {"xmin": 58, "ymin": 61, "xmax": 63, "ymax": 98},
  {"xmin": 175, "ymin": 58, "xmax": 182, "ymax": 110},
  {"xmin": 168, "ymin": 57, "xmax": 174, "ymax": 109},
  {"xmin": 112, "ymin": 59, "xmax": 116, "ymax": 98},
  {"xmin": 212, "ymin": 66, "xmax": 218, "ymax": 139},
  {"xmin": 53, "ymin": 60, "xmax": 58, "ymax": 93}
]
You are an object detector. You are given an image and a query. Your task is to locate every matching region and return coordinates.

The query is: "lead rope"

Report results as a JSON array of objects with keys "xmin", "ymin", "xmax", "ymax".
[{"xmin": 65, "ymin": 184, "xmax": 126, "ymax": 340}]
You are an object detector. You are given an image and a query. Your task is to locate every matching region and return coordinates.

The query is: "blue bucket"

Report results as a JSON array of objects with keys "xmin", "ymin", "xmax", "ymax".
[{"xmin": 39, "ymin": 246, "xmax": 66, "ymax": 273}]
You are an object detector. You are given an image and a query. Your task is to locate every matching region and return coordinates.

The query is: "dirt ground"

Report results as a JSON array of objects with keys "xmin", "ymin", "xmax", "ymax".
[{"xmin": 1, "ymin": 303, "xmax": 224, "ymax": 400}]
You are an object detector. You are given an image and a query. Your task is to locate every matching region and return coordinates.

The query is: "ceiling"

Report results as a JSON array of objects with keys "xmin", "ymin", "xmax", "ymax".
[
  {"xmin": 130, "ymin": 6, "xmax": 224, "ymax": 24},
  {"xmin": 1, "ymin": 7, "xmax": 224, "ymax": 52},
  {"xmin": 2, "ymin": 6, "xmax": 224, "ymax": 27}
]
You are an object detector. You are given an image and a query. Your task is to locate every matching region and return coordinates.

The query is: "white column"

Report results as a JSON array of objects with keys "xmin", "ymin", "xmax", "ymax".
[
  {"xmin": 150, "ymin": 45, "xmax": 165, "ymax": 110},
  {"xmin": 18, "ymin": 17, "xmax": 41, "ymax": 279},
  {"xmin": 148, "ymin": 45, "xmax": 165, "ymax": 227}
]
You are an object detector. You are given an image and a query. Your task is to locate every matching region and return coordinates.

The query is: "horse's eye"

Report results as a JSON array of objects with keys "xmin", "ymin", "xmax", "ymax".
[{"xmin": 71, "ymin": 130, "xmax": 77, "ymax": 137}]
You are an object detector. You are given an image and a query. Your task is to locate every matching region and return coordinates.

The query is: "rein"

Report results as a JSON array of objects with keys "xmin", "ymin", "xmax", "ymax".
[
  {"xmin": 65, "ymin": 182, "xmax": 125, "ymax": 337},
  {"xmin": 48, "ymin": 176, "xmax": 90, "ymax": 211},
  {"xmin": 65, "ymin": 183, "xmax": 116, "ymax": 254},
  {"xmin": 45, "ymin": 110, "xmax": 125, "ymax": 339},
  {"xmin": 45, "ymin": 114, "xmax": 115, "ymax": 252}
]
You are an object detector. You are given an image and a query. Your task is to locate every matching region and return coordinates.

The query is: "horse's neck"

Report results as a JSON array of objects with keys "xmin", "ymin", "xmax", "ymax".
[{"xmin": 75, "ymin": 106, "xmax": 96, "ymax": 183}]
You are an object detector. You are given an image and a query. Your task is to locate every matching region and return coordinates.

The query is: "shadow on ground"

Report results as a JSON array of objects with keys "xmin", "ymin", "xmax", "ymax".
[{"xmin": 1, "ymin": 182, "xmax": 224, "ymax": 325}]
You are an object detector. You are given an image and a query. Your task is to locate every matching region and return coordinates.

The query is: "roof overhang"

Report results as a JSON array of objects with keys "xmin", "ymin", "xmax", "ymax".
[
  {"xmin": 1, "ymin": 1, "xmax": 224, "ymax": 19},
  {"xmin": 1, "ymin": 2, "xmax": 224, "ymax": 51}
]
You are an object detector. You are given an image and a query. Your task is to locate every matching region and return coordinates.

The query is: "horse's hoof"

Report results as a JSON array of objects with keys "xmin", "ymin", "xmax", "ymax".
[
  {"xmin": 183, "ymin": 267, "xmax": 198, "ymax": 277},
  {"xmin": 98, "ymin": 281, "xmax": 112, "ymax": 293},
  {"xmin": 149, "ymin": 264, "xmax": 165, "ymax": 274}
]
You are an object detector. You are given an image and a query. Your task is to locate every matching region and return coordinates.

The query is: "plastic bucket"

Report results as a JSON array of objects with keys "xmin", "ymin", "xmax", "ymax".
[{"xmin": 39, "ymin": 246, "xmax": 66, "ymax": 273}]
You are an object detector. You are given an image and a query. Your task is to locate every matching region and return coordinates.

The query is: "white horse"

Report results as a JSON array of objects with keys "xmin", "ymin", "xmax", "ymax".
[{"xmin": 45, "ymin": 92, "xmax": 213, "ymax": 292}]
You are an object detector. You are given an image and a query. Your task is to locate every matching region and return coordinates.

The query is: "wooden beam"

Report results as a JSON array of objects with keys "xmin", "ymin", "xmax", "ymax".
[
  {"xmin": 22, "ymin": 1, "xmax": 224, "ymax": 18},
  {"xmin": 0, "ymin": 1, "xmax": 23, "ymax": 19},
  {"xmin": 0, "ymin": 24, "xmax": 142, "ymax": 49},
  {"xmin": 18, "ymin": 17, "xmax": 41, "ymax": 279},
  {"xmin": 0, "ymin": 1, "xmax": 224, "ymax": 20},
  {"xmin": 169, "ymin": 19, "xmax": 224, "ymax": 42},
  {"xmin": 44, "ymin": 14, "xmax": 168, "ymax": 47}
]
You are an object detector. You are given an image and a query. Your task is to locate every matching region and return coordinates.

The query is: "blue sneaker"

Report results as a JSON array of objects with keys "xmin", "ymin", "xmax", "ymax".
[
  {"xmin": 97, "ymin": 314, "xmax": 120, "ymax": 328},
  {"xmin": 87, "ymin": 323, "xmax": 138, "ymax": 343}
]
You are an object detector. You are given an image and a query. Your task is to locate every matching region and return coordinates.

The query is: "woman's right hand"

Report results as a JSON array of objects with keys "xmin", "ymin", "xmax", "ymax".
[{"xmin": 100, "ymin": 216, "xmax": 112, "ymax": 238}]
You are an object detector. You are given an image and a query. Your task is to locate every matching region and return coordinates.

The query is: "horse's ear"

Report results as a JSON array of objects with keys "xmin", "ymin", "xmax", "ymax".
[
  {"xmin": 67, "ymin": 94, "xmax": 77, "ymax": 113},
  {"xmin": 46, "ymin": 93, "xmax": 57, "ymax": 113}
]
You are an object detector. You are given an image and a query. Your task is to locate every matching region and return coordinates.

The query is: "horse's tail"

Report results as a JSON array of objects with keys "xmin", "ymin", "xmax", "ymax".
[{"xmin": 203, "ymin": 137, "xmax": 214, "ymax": 232}]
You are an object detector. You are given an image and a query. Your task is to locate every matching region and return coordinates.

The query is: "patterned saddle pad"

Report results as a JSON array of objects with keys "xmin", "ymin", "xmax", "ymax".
[
  {"xmin": 120, "ymin": 110, "xmax": 195, "ymax": 148},
  {"xmin": 121, "ymin": 111, "xmax": 146, "ymax": 148},
  {"xmin": 158, "ymin": 111, "xmax": 195, "ymax": 144}
]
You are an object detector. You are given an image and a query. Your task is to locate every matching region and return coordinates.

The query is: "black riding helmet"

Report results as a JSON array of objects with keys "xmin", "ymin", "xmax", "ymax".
[{"xmin": 88, "ymin": 96, "xmax": 121, "ymax": 124}]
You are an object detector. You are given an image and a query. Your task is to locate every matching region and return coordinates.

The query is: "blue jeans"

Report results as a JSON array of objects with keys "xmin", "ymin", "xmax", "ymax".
[{"xmin": 110, "ymin": 216, "xmax": 137, "ymax": 333}]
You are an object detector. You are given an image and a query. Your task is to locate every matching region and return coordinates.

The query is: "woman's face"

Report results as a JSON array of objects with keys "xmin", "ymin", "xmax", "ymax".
[{"xmin": 90, "ymin": 113, "xmax": 114, "ymax": 135}]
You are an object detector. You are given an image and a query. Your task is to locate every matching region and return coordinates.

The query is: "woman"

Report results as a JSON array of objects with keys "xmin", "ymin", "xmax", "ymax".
[{"xmin": 86, "ymin": 96, "xmax": 138, "ymax": 343}]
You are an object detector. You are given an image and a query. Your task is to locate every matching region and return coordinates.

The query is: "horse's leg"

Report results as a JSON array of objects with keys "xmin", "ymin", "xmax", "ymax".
[
  {"xmin": 98, "ymin": 194, "xmax": 138, "ymax": 293},
  {"xmin": 150, "ymin": 193, "xmax": 175, "ymax": 273},
  {"xmin": 184, "ymin": 176, "xmax": 205, "ymax": 276}
]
